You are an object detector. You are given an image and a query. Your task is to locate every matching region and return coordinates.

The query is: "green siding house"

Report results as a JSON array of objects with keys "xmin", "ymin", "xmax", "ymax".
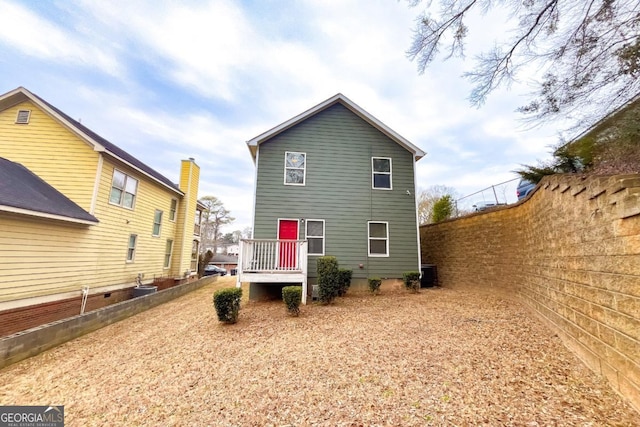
[{"xmin": 238, "ymin": 94, "xmax": 426, "ymax": 301}]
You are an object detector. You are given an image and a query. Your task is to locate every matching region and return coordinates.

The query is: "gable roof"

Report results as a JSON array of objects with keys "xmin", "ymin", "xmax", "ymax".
[
  {"xmin": 0, "ymin": 157, "xmax": 99, "ymax": 225},
  {"xmin": 0, "ymin": 87, "xmax": 183, "ymax": 196},
  {"xmin": 246, "ymin": 93, "xmax": 426, "ymax": 162}
]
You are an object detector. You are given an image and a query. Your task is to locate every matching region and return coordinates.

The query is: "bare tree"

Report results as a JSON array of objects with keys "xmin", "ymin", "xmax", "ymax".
[
  {"xmin": 406, "ymin": 0, "xmax": 640, "ymax": 128},
  {"xmin": 418, "ymin": 185, "xmax": 459, "ymax": 224},
  {"xmin": 199, "ymin": 196, "xmax": 235, "ymax": 253},
  {"xmin": 232, "ymin": 230, "xmax": 243, "ymax": 243}
]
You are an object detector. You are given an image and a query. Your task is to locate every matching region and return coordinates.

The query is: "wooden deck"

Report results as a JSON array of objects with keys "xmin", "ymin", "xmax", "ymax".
[{"xmin": 236, "ymin": 239, "xmax": 308, "ymax": 304}]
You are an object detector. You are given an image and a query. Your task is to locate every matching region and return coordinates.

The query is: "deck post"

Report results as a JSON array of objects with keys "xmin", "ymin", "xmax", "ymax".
[
  {"xmin": 236, "ymin": 240, "xmax": 244, "ymax": 288},
  {"xmin": 300, "ymin": 241, "xmax": 308, "ymax": 304}
]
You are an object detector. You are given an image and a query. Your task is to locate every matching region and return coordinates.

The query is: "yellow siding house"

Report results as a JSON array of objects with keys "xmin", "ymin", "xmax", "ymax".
[{"xmin": 0, "ymin": 87, "xmax": 202, "ymax": 333}]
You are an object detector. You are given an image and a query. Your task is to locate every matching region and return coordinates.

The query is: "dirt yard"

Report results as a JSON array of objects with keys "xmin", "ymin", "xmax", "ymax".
[{"xmin": 0, "ymin": 276, "xmax": 637, "ymax": 426}]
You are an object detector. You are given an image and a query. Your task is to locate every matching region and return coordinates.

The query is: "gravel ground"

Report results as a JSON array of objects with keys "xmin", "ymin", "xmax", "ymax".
[{"xmin": 0, "ymin": 276, "xmax": 637, "ymax": 426}]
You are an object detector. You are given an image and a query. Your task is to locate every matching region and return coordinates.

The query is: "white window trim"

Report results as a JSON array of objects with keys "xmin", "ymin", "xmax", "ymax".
[
  {"xmin": 169, "ymin": 198, "xmax": 178, "ymax": 222},
  {"xmin": 305, "ymin": 219, "xmax": 325, "ymax": 256},
  {"xmin": 284, "ymin": 151, "xmax": 306, "ymax": 186},
  {"xmin": 152, "ymin": 210, "xmax": 163, "ymax": 237},
  {"xmin": 368, "ymin": 221, "xmax": 389, "ymax": 257},
  {"xmin": 372, "ymin": 157, "xmax": 392, "ymax": 190},
  {"xmin": 164, "ymin": 239, "xmax": 173, "ymax": 269},
  {"xmin": 126, "ymin": 234, "xmax": 137, "ymax": 263},
  {"xmin": 109, "ymin": 169, "xmax": 138, "ymax": 209}
]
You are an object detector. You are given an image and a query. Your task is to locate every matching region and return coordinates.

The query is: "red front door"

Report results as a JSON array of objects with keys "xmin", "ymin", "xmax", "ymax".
[{"xmin": 278, "ymin": 220, "xmax": 298, "ymax": 269}]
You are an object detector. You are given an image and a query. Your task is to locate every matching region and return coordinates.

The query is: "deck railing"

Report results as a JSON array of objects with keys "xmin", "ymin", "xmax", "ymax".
[
  {"xmin": 239, "ymin": 239, "xmax": 307, "ymax": 272},
  {"xmin": 237, "ymin": 239, "xmax": 308, "ymax": 304}
]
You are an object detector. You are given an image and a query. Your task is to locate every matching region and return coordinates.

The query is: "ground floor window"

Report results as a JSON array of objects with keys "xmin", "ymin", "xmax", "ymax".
[
  {"xmin": 164, "ymin": 239, "xmax": 173, "ymax": 268},
  {"xmin": 368, "ymin": 221, "xmax": 389, "ymax": 257},
  {"xmin": 306, "ymin": 219, "xmax": 325, "ymax": 255},
  {"xmin": 126, "ymin": 234, "xmax": 137, "ymax": 262}
]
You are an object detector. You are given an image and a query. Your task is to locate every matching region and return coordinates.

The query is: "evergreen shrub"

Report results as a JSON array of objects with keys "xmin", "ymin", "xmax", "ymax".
[
  {"xmin": 213, "ymin": 287, "xmax": 242, "ymax": 323},
  {"xmin": 317, "ymin": 256, "xmax": 339, "ymax": 304},
  {"xmin": 337, "ymin": 268, "xmax": 353, "ymax": 296},
  {"xmin": 403, "ymin": 271, "xmax": 421, "ymax": 292},
  {"xmin": 282, "ymin": 286, "xmax": 302, "ymax": 316},
  {"xmin": 368, "ymin": 277, "xmax": 382, "ymax": 294}
]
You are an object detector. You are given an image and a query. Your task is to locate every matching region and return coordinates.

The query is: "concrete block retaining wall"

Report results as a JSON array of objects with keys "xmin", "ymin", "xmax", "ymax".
[
  {"xmin": 420, "ymin": 174, "xmax": 640, "ymax": 413},
  {"xmin": 0, "ymin": 277, "xmax": 213, "ymax": 369}
]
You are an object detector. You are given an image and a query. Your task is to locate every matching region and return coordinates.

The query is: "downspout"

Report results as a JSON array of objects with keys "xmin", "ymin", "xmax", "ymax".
[{"xmin": 412, "ymin": 155, "xmax": 422, "ymax": 275}]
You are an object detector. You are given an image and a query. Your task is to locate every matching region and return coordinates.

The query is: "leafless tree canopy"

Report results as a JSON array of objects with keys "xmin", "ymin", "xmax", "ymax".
[
  {"xmin": 199, "ymin": 196, "xmax": 235, "ymax": 253},
  {"xmin": 407, "ymin": 0, "xmax": 640, "ymax": 127},
  {"xmin": 418, "ymin": 185, "xmax": 459, "ymax": 224}
]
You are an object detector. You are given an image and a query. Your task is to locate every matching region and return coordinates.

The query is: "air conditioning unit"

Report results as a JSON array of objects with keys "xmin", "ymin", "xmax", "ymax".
[{"xmin": 420, "ymin": 264, "xmax": 438, "ymax": 288}]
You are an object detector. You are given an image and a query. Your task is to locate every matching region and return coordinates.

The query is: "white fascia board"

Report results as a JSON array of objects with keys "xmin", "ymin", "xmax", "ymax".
[{"xmin": 0, "ymin": 205, "xmax": 98, "ymax": 225}]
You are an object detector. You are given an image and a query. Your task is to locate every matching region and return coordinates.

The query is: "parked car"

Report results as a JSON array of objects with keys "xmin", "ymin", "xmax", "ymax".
[
  {"xmin": 472, "ymin": 201, "xmax": 506, "ymax": 212},
  {"xmin": 516, "ymin": 179, "xmax": 536, "ymax": 201},
  {"xmin": 203, "ymin": 264, "xmax": 227, "ymax": 276}
]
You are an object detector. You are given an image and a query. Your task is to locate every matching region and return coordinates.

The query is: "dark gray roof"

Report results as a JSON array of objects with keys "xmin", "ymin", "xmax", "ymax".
[
  {"xmin": 0, "ymin": 157, "xmax": 98, "ymax": 223},
  {"xmin": 211, "ymin": 254, "xmax": 238, "ymax": 263},
  {"xmin": 31, "ymin": 92, "xmax": 181, "ymax": 193}
]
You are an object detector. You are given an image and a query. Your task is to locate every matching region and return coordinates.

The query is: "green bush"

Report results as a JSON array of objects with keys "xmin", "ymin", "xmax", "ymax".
[
  {"xmin": 282, "ymin": 286, "xmax": 302, "ymax": 316},
  {"xmin": 337, "ymin": 268, "xmax": 353, "ymax": 296},
  {"xmin": 317, "ymin": 256, "xmax": 339, "ymax": 304},
  {"xmin": 403, "ymin": 271, "xmax": 421, "ymax": 293},
  {"xmin": 368, "ymin": 277, "xmax": 382, "ymax": 294},
  {"xmin": 213, "ymin": 287, "xmax": 242, "ymax": 323}
]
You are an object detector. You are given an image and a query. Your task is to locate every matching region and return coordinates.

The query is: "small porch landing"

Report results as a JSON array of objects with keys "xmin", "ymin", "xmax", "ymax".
[{"xmin": 236, "ymin": 239, "xmax": 308, "ymax": 304}]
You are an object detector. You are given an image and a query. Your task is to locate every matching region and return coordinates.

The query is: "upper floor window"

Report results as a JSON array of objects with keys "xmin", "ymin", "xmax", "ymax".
[
  {"xmin": 169, "ymin": 199, "xmax": 178, "ymax": 221},
  {"xmin": 372, "ymin": 157, "xmax": 392, "ymax": 190},
  {"xmin": 152, "ymin": 210, "xmax": 163, "ymax": 237},
  {"xmin": 306, "ymin": 219, "xmax": 325, "ymax": 256},
  {"xmin": 194, "ymin": 209, "xmax": 202, "ymax": 236},
  {"xmin": 109, "ymin": 170, "xmax": 138, "ymax": 209},
  {"xmin": 284, "ymin": 152, "xmax": 306, "ymax": 185}
]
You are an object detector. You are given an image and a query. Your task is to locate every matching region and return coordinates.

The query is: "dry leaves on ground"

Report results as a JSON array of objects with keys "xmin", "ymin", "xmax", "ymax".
[{"xmin": 0, "ymin": 276, "xmax": 637, "ymax": 426}]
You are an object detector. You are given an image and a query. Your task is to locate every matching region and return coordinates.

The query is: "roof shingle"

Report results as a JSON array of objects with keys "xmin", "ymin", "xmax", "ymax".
[{"xmin": 0, "ymin": 157, "xmax": 99, "ymax": 224}]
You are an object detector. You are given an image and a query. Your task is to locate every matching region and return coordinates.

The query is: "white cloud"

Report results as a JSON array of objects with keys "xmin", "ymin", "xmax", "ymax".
[
  {"xmin": 0, "ymin": 1, "xmax": 122, "ymax": 76},
  {"xmin": 0, "ymin": 0, "xmax": 571, "ymax": 230}
]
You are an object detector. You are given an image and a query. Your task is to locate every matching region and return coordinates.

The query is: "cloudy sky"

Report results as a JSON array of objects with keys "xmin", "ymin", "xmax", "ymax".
[{"xmin": 0, "ymin": 0, "xmax": 564, "ymax": 232}]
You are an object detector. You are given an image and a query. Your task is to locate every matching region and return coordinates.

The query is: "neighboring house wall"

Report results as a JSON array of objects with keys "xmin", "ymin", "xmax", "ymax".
[
  {"xmin": 0, "ymin": 100, "xmax": 98, "ymax": 211},
  {"xmin": 253, "ymin": 103, "xmax": 420, "ymax": 279},
  {"xmin": 0, "ymin": 90, "xmax": 200, "ymax": 330},
  {"xmin": 420, "ymin": 174, "xmax": 640, "ymax": 413}
]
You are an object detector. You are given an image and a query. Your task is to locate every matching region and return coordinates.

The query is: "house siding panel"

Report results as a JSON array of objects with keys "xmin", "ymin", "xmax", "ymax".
[
  {"xmin": 0, "ymin": 100, "xmax": 98, "ymax": 211},
  {"xmin": 254, "ymin": 103, "xmax": 420, "ymax": 279},
  {"xmin": 0, "ymin": 158, "xmax": 183, "ymax": 303}
]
